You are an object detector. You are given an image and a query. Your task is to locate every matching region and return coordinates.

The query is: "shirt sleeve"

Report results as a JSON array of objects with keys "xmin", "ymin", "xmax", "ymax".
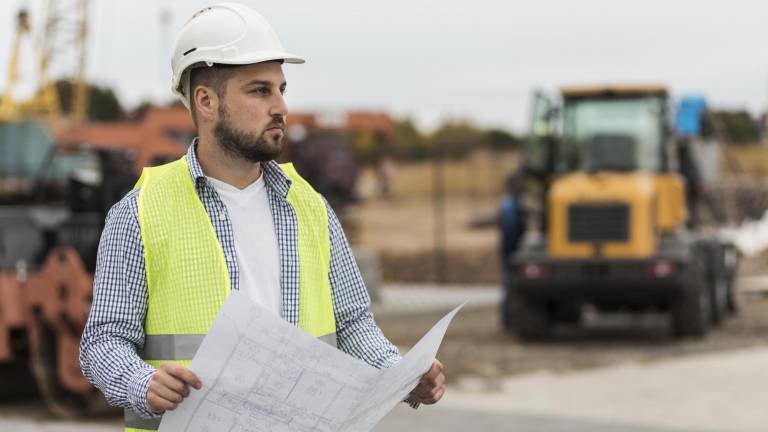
[
  {"xmin": 323, "ymin": 197, "xmax": 402, "ymax": 369},
  {"xmin": 78, "ymin": 190, "xmax": 159, "ymax": 418}
]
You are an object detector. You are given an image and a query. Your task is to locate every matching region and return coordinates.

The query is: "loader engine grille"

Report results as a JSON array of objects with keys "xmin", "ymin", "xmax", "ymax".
[{"xmin": 568, "ymin": 203, "xmax": 629, "ymax": 242}]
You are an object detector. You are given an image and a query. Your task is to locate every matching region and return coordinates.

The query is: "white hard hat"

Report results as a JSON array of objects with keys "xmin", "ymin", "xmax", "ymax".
[{"xmin": 171, "ymin": 3, "xmax": 304, "ymax": 110}]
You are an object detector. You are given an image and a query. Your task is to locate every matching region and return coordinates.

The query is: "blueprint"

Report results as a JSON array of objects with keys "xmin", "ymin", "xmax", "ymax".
[{"xmin": 158, "ymin": 291, "xmax": 463, "ymax": 432}]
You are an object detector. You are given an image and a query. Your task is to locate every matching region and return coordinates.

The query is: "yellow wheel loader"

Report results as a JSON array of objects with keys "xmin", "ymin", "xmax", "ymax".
[{"xmin": 505, "ymin": 85, "xmax": 738, "ymax": 339}]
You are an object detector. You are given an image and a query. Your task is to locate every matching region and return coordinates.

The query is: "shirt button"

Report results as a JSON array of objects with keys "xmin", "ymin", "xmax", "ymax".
[
  {"xmin": 218, "ymin": 212, "xmax": 226, "ymax": 221},
  {"xmin": 225, "ymin": 254, "xmax": 233, "ymax": 262}
]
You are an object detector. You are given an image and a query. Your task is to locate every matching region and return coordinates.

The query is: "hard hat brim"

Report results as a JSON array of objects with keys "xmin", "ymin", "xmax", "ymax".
[{"xmin": 207, "ymin": 51, "xmax": 306, "ymax": 66}]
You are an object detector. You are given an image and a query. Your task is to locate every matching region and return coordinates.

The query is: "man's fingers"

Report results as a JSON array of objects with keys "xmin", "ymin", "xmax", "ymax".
[
  {"xmin": 422, "ymin": 360, "xmax": 444, "ymax": 381},
  {"xmin": 431, "ymin": 372, "xmax": 446, "ymax": 389},
  {"xmin": 415, "ymin": 373, "xmax": 445, "ymax": 394},
  {"xmin": 414, "ymin": 380, "xmax": 446, "ymax": 404},
  {"xmin": 147, "ymin": 391, "xmax": 178, "ymax": 412},
  {"xmin": 407, "ymin": 360, "xmax": 447, "ymax": 405},
  {"xmin": 146, "ymin": 365, "xmax": 204, "ymax": 413},
  {"xmin": 150, "ymin": 378, "xmax": 185, "ymax": 403},
  {"xmin": 414, "ymin": 376, "xmax": 444, "ymax": 398},
  {"xmin": 423, "ymin": 386, "xmax": 445, "ymax": 405},
  {"xmin": 154, "ymin": 371, "xmax": 189, "ymax": 397},
  {"xmin": 162, "ymin": 363, "xmax": 203, "ymax": 389}
]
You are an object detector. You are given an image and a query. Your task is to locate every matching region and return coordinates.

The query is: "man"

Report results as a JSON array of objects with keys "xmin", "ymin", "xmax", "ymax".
[
  {"xmin": 79, "ymin": 4, "xmax": 445, "ymax": 430},
  {"xmin": 499, "ymin": 171, "xmax": 526, "ymax": 329}
]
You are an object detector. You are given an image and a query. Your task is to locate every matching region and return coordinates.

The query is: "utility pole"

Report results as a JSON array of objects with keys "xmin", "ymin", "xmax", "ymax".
[
  {"xmin": 764, "ymin": 73, "xmax": 768, "ymax": 145},
  {"xmin": 432, "ymin": 144, "xmax": 446, "ymax": 284}
]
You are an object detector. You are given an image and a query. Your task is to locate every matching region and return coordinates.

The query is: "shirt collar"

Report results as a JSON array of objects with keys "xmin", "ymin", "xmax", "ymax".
[
  {"xmin": 186, "ymin": 140, "xmax": 206, "ymax": 183},
  {"xmin": 186, "ymin": 139, "xmax": 292, "ymax": 199}
]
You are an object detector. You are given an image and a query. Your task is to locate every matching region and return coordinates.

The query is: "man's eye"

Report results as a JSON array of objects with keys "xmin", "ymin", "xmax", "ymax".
[{"xmin": 252, "ymin": 87, "xmax": 270, "ymax": 95}]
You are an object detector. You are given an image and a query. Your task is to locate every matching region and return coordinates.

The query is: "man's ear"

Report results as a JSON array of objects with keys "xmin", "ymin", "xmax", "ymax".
[{"xmin": 193, "ymin": 86, "xmax": 218, "ymax": 122}]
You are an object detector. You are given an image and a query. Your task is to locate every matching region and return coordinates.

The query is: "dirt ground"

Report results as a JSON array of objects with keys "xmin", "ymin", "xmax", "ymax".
[
  {"xmin": 376, "ymin": 289, "xmax": 768, "ymax": 379},
  {"xmin": 346, "ymin": 150, "xmax": 519, "ymax": 284},
  {"xmin": 347, "ymin": 194, "xmax": 504, "ymax": 283}
]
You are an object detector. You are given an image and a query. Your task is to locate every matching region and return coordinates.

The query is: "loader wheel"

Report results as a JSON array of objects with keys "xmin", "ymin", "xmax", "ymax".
[
  {"xmin": 30, "ymin": 322, "xmax": 88, "ymax": 418},
  {"xmin": 672, "ymin": 251, "xmax": 711, "ymax": 338},
  {"xmin": 508, "ymin": 288, "xmax": 551, "ymax": 340},
  {"xmin": 709, "ymin": 267, "xmax": 729, "ymax": 325},
  {"xmin": 702, "ymin": 242, "xmax": 728, "ymax": 325},
  {"xmin": 724, "ymin": 246, "xmax": 740, "ymax": 315},
  {"xmin": 726, "ymin": 275, "xmax": 740, "ymax": 315}
]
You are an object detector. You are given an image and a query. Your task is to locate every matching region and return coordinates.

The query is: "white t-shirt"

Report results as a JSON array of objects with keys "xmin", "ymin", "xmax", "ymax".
[{"xmin": 207, "ymin": 174, "xmax": 282, "ymax": 316}]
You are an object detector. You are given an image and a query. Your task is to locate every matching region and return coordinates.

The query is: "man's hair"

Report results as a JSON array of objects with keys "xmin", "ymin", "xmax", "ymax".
[{"xmin": 188, "ymin": 64, "xmax": 239, "ymax": 126}]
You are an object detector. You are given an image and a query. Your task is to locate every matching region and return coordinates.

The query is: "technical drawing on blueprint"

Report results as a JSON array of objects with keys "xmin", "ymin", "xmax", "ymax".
[{"xmin": 158, "ymin": 291, "xmax": 463, "ymax": 432}]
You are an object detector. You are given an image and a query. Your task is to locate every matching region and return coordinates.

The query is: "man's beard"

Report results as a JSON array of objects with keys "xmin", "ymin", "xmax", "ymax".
[{"xmin": 213, "ymin": 105, "xmax": 285, "ymax": 163}]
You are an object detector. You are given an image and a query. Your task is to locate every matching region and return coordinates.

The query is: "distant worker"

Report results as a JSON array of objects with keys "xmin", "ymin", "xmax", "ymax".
[
  {"xmin": 677, "ymin": 138, "xmax": 704, "ymax": 227},
  {"xmin": 499, "ymin": 171, "xmax": 526, "ymax": 328},
  {"xmin": 79, "ymin": 4, "xmax": 445, "ymax": 431}
]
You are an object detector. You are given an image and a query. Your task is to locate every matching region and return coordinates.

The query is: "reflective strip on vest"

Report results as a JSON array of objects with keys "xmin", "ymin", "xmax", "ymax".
[
  {"xmin": 125, "ymin": 409, "xmax": 161, "ymax": 430},
  {"xmin": 139, "ymin": 334, "xmax": 206, "ymax": 360}
]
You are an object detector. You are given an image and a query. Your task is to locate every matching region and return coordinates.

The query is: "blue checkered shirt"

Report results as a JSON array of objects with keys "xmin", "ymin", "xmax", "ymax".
[{"xmin": 79, "ymin": 143, "xmax": 402, "ymax": 417}]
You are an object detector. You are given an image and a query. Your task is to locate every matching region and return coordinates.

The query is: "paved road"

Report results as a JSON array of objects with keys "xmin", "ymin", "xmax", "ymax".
[
  {"xmin": 0, "ymin": 405, "xmax": 706, "ymax": 432},
  {"xmin": 4, "ymin": 346, "xmax": 766, "ymax": 432},
  {"xmin": 421, "ymin": 347, "xmax": 768, "ymax": 432},
  {"xmin": 376, "ymin": 405, "xmax": 703, "ymax": 432},
  {"xmin": 372, "ymin": 283, "xmax": 500, "ymax": 317}
]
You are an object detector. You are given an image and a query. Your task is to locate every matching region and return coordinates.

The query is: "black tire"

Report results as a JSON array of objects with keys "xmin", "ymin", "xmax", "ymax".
[
  {"xmin": 726, "ymin": 275, "xmax": 740, "ymax": 315},
  {"xmin": 724, "ymin": 245, "xmax": 740, "ymax": 315},
  {"xmin": 703, "ymin": 242, "xmax": 728, "ymax": 325},
  {"xmin": 500, "ymin": 274, "xmax": 514, "ymax": 331},
  {"xmin": 508, "ymin": 287, "xmax": 552, "ymax": 340},
  {"xmin": 709, "ymin": 268, "xmax": 729, "ymax": 325},
  {"xmin": 672, "ymin": 249, "xmax": 711, "ymax": 338}
]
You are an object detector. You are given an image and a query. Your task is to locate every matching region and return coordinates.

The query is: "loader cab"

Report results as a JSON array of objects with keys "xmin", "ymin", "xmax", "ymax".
[{"xmin": 526, "ymin": 86, "xmax": 674, "ymax": 176}]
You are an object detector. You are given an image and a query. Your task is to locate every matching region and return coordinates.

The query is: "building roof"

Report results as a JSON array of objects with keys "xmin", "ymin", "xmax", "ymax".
[
  {"xmin": 288, "ymin": 111, "xmax": 394, "ymax": 137},
  {"xmin": 56, "ymin": 106, "xmax": 193, "ymax": 171}
]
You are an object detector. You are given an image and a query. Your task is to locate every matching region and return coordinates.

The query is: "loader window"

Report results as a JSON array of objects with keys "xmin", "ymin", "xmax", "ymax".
[{"xmin": 561, "ymin": 97, "xmax": 664, "ymax": 172}]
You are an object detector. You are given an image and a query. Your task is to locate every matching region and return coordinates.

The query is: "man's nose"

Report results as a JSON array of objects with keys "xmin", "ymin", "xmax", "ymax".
[{"xmin": 270, "ymin": 93, "xmax": 288, "ymax": 118}]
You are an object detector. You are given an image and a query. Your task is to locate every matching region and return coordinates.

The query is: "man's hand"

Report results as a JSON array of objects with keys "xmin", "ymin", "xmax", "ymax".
[
  {"xmin": 407, "ymin": 359, "xmax": 445, "ymax": 405},
  {"xmin": 147, "ymin": 363, "xmax": 202, "ymax": 413}
]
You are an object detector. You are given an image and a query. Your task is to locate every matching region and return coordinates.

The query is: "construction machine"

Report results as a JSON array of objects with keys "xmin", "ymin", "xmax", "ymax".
[
  {"xmin": 0, "ymin": 1, "xmax": 137, "ymax": 416},
  {"xmin": 505, "ymin": 85, "xmax": 738, "ymax": 339},
  {"xmin": 0, "ymin": 120, "xmax": 136, "ymax": 416}
]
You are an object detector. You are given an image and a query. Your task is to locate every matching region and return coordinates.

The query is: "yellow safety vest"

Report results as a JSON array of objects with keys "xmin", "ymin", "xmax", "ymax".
[{"xmin": 124, "ymin": 156, "xmax": 336, "ymax": 432}]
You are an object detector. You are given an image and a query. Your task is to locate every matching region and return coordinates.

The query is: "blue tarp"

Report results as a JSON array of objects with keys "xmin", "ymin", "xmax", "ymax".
[
  {"xmin": 675, "ymin": 96, "xmax": 708, "ymax": 137},
  {"xmin": 0, "ymin": 121, "xmax": 54, "ymax": 178}
]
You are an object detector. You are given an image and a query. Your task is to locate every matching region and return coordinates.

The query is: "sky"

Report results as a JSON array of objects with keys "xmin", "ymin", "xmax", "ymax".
[{"xmin": 1, "ymin": 0, "xmax": 767, "ymax": 132}]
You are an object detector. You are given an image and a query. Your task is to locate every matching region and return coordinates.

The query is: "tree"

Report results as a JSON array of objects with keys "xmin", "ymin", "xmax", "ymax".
[
  {"xmin": 55, "ymin": 80, "xmax": 124, "ymax": 121},
  {"xmin": 349, "ymin": 130, "xmax": 376, "ymax": 164},
  {"xmin": 702, "ymin": 110, "xmax": 760, "ymax": 145},
  {"xmin": 486, "ymin": 128, "xmax": 521, "ymax": 152},
  {"xmin": 392, "ymin": 117, "xmax": 429, "ymax": 161},
  {"xmin": 431, "ymin": 120, "xmax": 488, "ymax": 159}
]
